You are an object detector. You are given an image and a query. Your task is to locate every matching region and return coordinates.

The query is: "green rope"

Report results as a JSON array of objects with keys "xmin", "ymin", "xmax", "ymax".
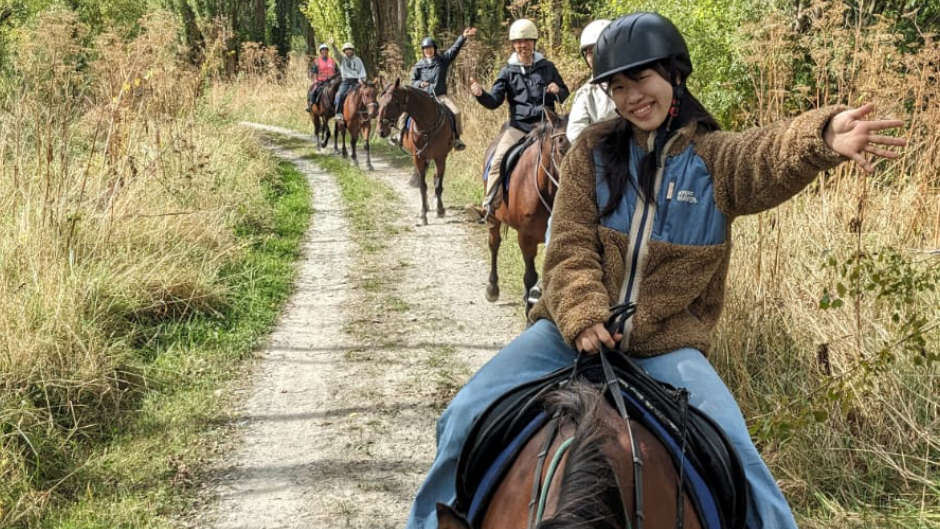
[{"xmin": 535, "ymin": 436, "xmax": 575, "ymax": 523}]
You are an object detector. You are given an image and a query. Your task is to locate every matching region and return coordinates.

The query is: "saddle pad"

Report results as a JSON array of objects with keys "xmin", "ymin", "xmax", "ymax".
[
  {"xmin": 481, "ymin": 136, "xmax": 536, "ymax": 191},
  {"xmin": 456, "ymin": 354, "xmax": 749, "ymax": 529}
]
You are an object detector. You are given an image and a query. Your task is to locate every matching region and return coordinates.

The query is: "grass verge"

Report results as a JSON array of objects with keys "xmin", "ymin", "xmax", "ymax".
[{"xmin": 33, "ymin": 160, "xmax": 311, "ymax": 529}]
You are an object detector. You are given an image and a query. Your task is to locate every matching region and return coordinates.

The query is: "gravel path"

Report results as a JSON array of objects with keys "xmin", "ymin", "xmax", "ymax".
[{"xmin": 195, "ymin": 123, "xmax": 525, "ymax": 529}]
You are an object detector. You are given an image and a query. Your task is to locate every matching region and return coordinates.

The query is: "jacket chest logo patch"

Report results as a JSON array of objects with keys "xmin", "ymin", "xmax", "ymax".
[{"xmin": 676, "ymin": 190, "xmax": 698, "ymax": 204}]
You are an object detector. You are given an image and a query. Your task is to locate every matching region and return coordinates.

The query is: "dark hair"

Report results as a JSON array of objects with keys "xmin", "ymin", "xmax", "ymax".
[{"xmin": 598, "ymin": 62, "xmax": 719, "ymax": 218}]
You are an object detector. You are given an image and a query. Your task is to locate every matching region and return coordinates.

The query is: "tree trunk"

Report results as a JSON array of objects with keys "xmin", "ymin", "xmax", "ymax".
[
  {"xmin": 176, "ymin": 0, "xmax": 205, "ymax": 65},
  {"xmin": 273, "ymin": 0, "xmax": 291, "ymax": 61},
  {"xmin": 253, "ymin": 0, "xmax": 266, "ymax": 42}
]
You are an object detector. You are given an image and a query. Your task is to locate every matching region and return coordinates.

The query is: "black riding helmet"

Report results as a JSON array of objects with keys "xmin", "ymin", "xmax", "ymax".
[
  {"xmin": 592, "ymin": 12, "xmax": 691, "ymax": 85},
  {"xmin": 420, "ymin": 37, "xmax": 437, "ymax": 49}
]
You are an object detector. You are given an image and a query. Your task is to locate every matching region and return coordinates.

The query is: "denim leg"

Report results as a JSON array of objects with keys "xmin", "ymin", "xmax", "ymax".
[
  {"xmin": 633, "ymin": 348, "xmax": 798, "ymax": 529},
  {"xmin": 334, "ymin": 82, "xmax": 350, "ymax": 117},
  {"xmin": 544, "ymin": 214, "xmax": 553, "ymax": 245},
  {"xmin": 405, "ymin": 319, "xmax": 577, "ymax": 529}
]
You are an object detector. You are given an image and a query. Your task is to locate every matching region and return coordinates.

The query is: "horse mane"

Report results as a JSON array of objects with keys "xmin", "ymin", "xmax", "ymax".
[
  {"xmin": 528, "ymin": 113, "xmax": 569, "ymax": 140},
  {"xmin": 538, "ymin": 383, "xmax": 627, "ymax": 529},
  {"xmin": 400, "ymin": 85, "xmax": 439, "ymax": 109}
]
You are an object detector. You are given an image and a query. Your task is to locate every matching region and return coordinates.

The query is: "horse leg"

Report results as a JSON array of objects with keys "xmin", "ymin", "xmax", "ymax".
[
  {"xmin": 415, "ymin": 157, "xmax": 430, "ymax": 226},
  {"xmin": 321, "ymin": 117, "xmax": 331, "ymax": 149},
  {"xmin": 518, "ymin": 232, "xmax": 540, "ymax": 315},
  {"xmin": 434, "ymin": 158, "xmax": 446, "ymax": 218},
  {"xmin": 364, "ymin": 126, "xmax": 374, "ymax": 171},
  {"xmin": 332, "ymin": 120, "xmax": 340, "ymax": 153},
  {"xmin": 350, "ymin": 131, "xmax": 358, "ymax": 166},
  {"xmin": 486, "ymin": 220, "xmax": 502, "ymax": 302}
]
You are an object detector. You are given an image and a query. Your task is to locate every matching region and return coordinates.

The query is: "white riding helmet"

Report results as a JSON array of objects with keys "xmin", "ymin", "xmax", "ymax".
[
  {"xmin": 318, "ymin": 43, "xmax": 329, "ymax": 51},
  {"xmin": 341, "ymin": 42, "xmax": 355, "ymax": 52},
  {"xmin": 579, "ymin": 19, "xmax": 611, "ymax": 51},
  {"xmin": 508, "ymin": 19, "xmax": 538, "ymax": 41}
]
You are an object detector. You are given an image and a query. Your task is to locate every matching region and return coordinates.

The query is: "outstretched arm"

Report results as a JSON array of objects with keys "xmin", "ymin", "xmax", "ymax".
[
  {"xmin": 701, "ymin": 104, "xmax": 906, "ymax": 217},
  {"xmin": 441, "ymin": 27, "xmax": 476, "ymax": 63}
]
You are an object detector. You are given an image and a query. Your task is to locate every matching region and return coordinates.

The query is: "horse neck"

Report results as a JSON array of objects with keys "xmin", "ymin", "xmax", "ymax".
[
  {"xmin": 535, "ymin": 132, "xmax": 563, "ymax": 194},
  {"xmin": 403, "ymin": 89, "xmax": 440, "ymax": 130},
  {"xmin": 348, "ymin": 87, "xmax": 361, "ymax": 109}
]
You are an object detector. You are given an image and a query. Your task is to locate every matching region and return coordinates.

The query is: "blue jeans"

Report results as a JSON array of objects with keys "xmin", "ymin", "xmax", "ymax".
[
  {"xmin": 405, "ymin": 319, "xmax": 798, "ymax": 529},
  {"xmin": 334, "ymin": 79, "xmax": 358, "ymax": 118}
]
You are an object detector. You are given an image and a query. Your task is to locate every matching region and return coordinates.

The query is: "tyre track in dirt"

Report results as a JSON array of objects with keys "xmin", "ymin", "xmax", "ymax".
[{"xmin": 195, "ymin": 123, "xmax": 524, "ymax": 528}]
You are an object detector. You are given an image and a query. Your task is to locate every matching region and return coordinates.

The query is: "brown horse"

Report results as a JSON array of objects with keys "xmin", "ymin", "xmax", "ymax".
[
  {"xmin": 483, "ymin": 112, "xmax": 569, "ymax": 312},
  {"xmin": 376, "ymin": 79, "xmax": 455, "ymax": 225},
  {"xmin": 308, "ymin": 74, "xmax": 340, "ymax": 150},
  {"xmin": 437, "ymin": 382, "xmax": 702, "ymax": 529},
  {"xmin": 337, "ymin": 80, "xmax": 379, "ymax": 170}
]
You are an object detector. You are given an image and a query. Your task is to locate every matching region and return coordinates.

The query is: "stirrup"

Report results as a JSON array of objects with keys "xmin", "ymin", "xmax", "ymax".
[{"xmin": 526, "ymin": 283, "xmax": 543, "ymax": 307}]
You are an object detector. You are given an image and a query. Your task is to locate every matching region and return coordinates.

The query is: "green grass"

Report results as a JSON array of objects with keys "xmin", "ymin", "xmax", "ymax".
[
  {"xmin": 34, "ymin": 161, "xmax": 311, "ymax": 529},
  {"xmin": 312, "ymin": 151, "xmax": 400, "ymax": 250}
]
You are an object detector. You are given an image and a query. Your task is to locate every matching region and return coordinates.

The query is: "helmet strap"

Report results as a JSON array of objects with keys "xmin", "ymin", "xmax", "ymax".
[{"xmin": 651, "ymin": 58, "xmax": 688, "ymax": 167}]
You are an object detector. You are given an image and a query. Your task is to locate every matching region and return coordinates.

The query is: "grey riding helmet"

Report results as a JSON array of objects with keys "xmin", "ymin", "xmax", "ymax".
[
  {"xmin": 420, "ymin": 37, "xmax": 437, "ymax": 49},
  {"xmin": 592, "ymin": 12, "xmax": 691, "ymax": 84}
]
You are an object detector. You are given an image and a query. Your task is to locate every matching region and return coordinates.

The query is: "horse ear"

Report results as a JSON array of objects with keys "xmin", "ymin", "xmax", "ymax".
[
  {"xmin": 394, "ymin": 77, "xmax": 401, "ymax": 89},
  {"xmin": 436, "ymin": 503, "xmax": 471, "ymax": 529}
]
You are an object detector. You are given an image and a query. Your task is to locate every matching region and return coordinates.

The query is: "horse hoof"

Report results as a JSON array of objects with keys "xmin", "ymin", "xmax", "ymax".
[
  {"xmin": 436, "ymin": 208, "xmax": 446, "ymax": 218},
  {"xmin": 367, "ymin": 164, "xmax": 374, "ymax": 171},
  {"xmin": 486, "ymin": 285, "xmax": 499, "ymax": 302},
  {"xmin": 408, "ymin": 173, "xmax": 421, "ymax": 188}
]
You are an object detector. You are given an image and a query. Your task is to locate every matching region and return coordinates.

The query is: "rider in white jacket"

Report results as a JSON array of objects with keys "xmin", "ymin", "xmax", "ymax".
[
  {"xmin": 528, "ymin": 20, "xmax": 617, "ymax": 309},
  {"xmin": 565, "ymin": 19, "xmax": 617, "ymax": 143}
]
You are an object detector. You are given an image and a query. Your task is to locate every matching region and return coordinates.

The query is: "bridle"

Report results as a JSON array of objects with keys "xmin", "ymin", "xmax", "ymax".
[
  {"xmin": 532, "ymin": 117, "xmax": 566, "ymax": 215},
  {"xmin": 380, "ymin": 86, "xmax": 447, "ymax": 159}
]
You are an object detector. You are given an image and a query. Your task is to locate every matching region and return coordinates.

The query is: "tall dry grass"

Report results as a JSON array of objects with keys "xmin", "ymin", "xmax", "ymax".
[
  {"xmin": 710, "ymin": 2, "xmax": 939, "ymax": 524},
  {"xmin": 0, "ymin": 9, "xmax": 277, "ymax": 525}
]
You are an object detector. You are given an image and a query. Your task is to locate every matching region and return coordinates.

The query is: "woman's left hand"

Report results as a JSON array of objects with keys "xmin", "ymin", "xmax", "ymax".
[
  {"xmin": 546, "ymin": 82, "xmax": 560, "ymax": 95},
  {"xmin": 824, "ymin": 103, "xmax": 906, "ymax": 173}
]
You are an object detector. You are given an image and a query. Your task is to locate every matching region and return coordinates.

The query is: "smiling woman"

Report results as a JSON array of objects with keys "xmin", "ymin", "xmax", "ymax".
[{"xmin": 403, "ymin": 9, "xmax": 909, "ymax": 529}]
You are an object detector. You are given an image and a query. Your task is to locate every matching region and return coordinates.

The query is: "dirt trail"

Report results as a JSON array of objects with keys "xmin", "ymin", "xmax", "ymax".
[{"xmin": 195, "ymin": 124, "xmax": 524, "ymax": 528}]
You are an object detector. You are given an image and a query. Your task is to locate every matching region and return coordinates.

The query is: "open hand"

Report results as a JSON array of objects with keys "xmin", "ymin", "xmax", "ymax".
[
  {"xmin": 574, "ymin": 323, "xmax": 623, "ymax": 355},
  {"xmin": 463, "ymin": 27, "xmax": 478, "ymax": 39},
  {"xmin": 469, "ymin": 77, "xmax": 482, "ymax": 97},
  {"xmin": 824, "ymin": 103, "xmax": 906, "ymax": 173}
]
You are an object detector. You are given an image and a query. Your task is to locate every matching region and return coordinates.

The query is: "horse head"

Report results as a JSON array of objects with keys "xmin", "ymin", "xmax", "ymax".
[
  {"xmin": 377, "ymin": 78, "xmax": 407, "ymax": 138},
  {"xmin": 358, "ymin": 78, "xmax": 380, "ymax": 120},
  {"xmin": 534, "ymin": 109, "xmax": 571, "ymax": 180}
]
